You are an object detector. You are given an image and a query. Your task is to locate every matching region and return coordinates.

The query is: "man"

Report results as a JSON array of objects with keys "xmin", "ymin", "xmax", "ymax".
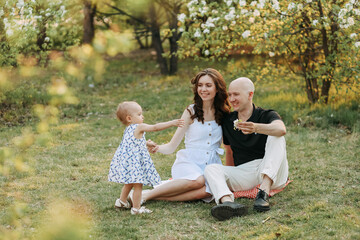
[{"xmin": 204, "ymin": 77, "xmax": 289, "ymax": 221}]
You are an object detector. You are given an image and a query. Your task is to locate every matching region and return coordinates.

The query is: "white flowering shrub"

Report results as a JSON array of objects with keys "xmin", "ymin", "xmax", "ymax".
[
  {"xmin": 177, "ymin": 0, "xmax": 360, "ymax": 104},
  {"xmin": 0, "ymin": 0, "xmax": 82, "ymax": 65}
]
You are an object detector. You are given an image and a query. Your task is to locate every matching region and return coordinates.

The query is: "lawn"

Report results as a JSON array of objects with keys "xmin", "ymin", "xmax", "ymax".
[{"xmin": 1, "ymin": 51, "xmax": 359, "ymax": 240}]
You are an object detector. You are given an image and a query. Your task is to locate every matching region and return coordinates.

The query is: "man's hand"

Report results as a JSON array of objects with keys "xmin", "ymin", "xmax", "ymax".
[
  {"xmin": 237, "ymin": 121, "xmax": 257, "ymax": 135},
  {"xmin": 146, "ymin": 139, "xmax": 159, "ymax": 153}
]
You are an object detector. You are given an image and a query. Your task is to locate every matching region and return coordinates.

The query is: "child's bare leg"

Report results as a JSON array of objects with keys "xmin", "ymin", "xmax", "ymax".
[
  {"xmin": 120, "ymin": 184, "xmax": 133, "ymax": 203},
  {"xmin": 143, "ymin": 176, "xmax": 205, "ymax": 201},
  {"xmin": 154, "ymin": 186, "xmax": 211, "ymax": 201},
  {"xmin": 131, "ymin": 183, "xmax": 143, "ymax": 209}
]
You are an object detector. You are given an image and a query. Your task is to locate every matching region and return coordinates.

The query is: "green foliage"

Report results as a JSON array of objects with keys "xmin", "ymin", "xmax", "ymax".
[
  {"xmin": 0, "ymin": 73, "xmax": 51, "ymax": 125},
  {"xmin": 1, "ymin": 0, "xmax": 83, "ymax": 66},
  {"xmin": 308, "ymin": 100, "xmax": 360, "ymax": 130},
  {"xmin": 2, "ymin": 50, "xmax": 359, "ymax": 130}
]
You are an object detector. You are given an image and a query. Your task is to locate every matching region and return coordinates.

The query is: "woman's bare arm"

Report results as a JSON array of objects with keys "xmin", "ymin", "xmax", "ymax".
[{"xmin": 156, "ymin": 109, "xmax": 192, "ymax": 154}]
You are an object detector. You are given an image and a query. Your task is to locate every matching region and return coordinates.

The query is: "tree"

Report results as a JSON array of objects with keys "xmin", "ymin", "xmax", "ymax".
[
  {"xmin": 97, "ymin": 0, "xmax": 184, "ymax": 75},
  {"xmin": 161, "ymin": 0, "xmax": 182, "ymax": 74},
  {"xmin": 1, "ymin": 0, "xmax": 82, "ymax": 65},
  {"xmin": 83, "ymin": 0, "xmax": 97, "ymax": 44},
  {"xmin": 178, "ymin": 0, "xmax": 360, "ymax": 104},
  {"xmin": 0, "ymin": 4, "xmax": 16, "ymax": 66}
]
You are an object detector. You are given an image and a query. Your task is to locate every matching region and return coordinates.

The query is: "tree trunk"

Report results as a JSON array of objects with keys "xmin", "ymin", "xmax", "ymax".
[
  {"xmin": 134, "ymin": 33, "xmax": 145, "ymax": 49},
  {"xmin": 0, "ymin": 17, "xmax": 6, "ymax": 43},
  {"xmin": 167, "ymin": 3, "xmax": 181, "ymax": 75},
  {"xmin": 149, "ymin": 2, "xmax": 168, "ymax": 75},
  {"xmin": 304, "ymin": 75, "xmax": 319, "ymax": 104},
  {"xmin": 83, "ymin": 1, "xmax": 96, "ymax": 44},
  {"xmin": 317, "ymin": 0, "xmax": 340, "ymax": 104},
  {"xmin": 320, "ymin": 79, "xmax": 331, "ymax": 103},
  {"xmin": 168, "ymin": 35, "xmax": 178, "ymax": 75},
  {"xmin": 301, "ymin": 47, "xmax": 319, "ymax": 104},
  {"xmin": 151, "ymin": 27, "xmax": 169, "ymax": 75},
  {"xmin": 134, "ymin": 26, "xmax": 151, "ymax": 49},
  {"xmin": 36, "ymin": 19, "xmax": 47, "ymax": 51},
  {"xmin": 300, "ymin": 11, "xmax": 321, "ymax": 103}
]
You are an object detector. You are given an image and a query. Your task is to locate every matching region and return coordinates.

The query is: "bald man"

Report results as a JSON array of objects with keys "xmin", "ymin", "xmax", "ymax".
[{"xmin": 204, "ymin": 77, "xmax": 289, "ymax": 221}]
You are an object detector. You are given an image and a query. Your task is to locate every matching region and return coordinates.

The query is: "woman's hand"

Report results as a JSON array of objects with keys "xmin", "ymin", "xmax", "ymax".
[{"xmin": 146, "ymin": 139, "xmax": 159, "ymax": 153}]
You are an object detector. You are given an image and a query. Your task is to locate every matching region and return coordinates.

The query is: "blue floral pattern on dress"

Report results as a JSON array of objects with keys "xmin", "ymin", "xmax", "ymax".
[{"xmin": 108, "ymin": 124, "xmax": 161, "ymax": 186}]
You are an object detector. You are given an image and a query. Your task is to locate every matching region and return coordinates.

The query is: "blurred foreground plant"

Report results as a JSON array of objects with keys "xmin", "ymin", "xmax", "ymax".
[
  {"xmin": 0, "ymin": 30, "xmax": 133, "ymax": 237},
  {"xmin": 0, "ymin": 64, "xmax": 82, "ymax": 239}
]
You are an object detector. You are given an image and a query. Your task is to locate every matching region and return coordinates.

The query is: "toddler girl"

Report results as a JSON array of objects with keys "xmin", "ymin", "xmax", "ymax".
[{"xmin": 108, "ymin": 101, "xmax": 184, "ymax": 215}]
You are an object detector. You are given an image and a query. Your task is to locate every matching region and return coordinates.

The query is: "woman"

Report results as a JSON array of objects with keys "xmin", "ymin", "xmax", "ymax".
[{"xmin": 135, "ymin": 68, "xmax": 231, "ymax": 203}]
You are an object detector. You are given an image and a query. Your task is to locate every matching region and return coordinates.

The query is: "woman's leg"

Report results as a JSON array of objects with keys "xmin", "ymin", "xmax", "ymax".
[
  {"xmin": 154, "ymin": 186, "xmax": 211, "ymax": 201},
  {"xmin": 143, "ymin": 176, "xmax": 205, "ymax": 201}
]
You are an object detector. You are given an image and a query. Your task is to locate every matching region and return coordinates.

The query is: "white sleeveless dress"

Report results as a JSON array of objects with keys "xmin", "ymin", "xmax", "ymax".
[{"xmin": 171, "ymin": 105, "xmax": 224, "ymax": 201}]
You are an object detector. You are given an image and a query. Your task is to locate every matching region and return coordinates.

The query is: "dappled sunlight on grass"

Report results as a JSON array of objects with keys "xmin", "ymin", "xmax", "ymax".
[
  {"xmin": 259, "ymin": 92, "xmax": 308, "ymax": 108},
  {"xmin": 327, "ymin": 85, "xmax": 359, "ymax": 109},
  {"xmin": 34, "ymin": 200, "xmax": 93, "ymax": 240},
  {"xmin": 54, "ymin": 123, "xmax": 80, "ymax": 131},
  {"xmin": 6, "ymin": 176, "xmax": 44, "ymax": 193}
]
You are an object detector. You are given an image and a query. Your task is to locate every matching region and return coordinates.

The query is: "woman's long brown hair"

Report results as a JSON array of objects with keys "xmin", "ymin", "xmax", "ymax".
[{"xmin": 188, "ymin": 68, "xmax": 231, "ymax": 125}]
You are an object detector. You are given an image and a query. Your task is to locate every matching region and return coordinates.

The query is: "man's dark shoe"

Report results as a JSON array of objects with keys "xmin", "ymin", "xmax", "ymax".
[
  {"xmin": 254, "ymin": 188, "xmax": 270, "ymax": 212},
  {"xmin": 211, "ymin": 201, "xmax": 248, "ymax": 221}
]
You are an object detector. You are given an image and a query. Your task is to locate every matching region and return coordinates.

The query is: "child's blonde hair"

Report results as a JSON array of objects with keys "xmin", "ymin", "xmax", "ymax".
[{"xmin": 116, "ymin": 101, "xmax": 138, "ymax": 125}]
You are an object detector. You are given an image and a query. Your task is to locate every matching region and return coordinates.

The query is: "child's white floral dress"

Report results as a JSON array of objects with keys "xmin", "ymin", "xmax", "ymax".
[{"xmin": 108, "ymin": 124, "xmax": 161, "ymax": 186}]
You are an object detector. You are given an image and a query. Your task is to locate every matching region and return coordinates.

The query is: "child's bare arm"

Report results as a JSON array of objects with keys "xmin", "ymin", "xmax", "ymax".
[
  {"xmin": 150, "ymin": 119, "xmax": 184, "ymax": 132},
  {"xmin": 140, "ymin": 119, "xmax": 184, "ymax": 132},
  {"xmin": 134, "ymin": 119, "xmax": 184, "ymax": 139}
]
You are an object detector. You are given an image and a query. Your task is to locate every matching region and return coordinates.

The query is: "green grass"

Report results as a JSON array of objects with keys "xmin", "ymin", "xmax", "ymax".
[{"xmin": 1, "ymin": 51, "xmax": 360, "ymax": 239}]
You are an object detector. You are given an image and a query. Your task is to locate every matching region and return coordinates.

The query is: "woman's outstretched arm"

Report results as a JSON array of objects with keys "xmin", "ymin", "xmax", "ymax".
[{"xmin": 156, "ymin": 108, "xmax": 192, "ymax": 154}]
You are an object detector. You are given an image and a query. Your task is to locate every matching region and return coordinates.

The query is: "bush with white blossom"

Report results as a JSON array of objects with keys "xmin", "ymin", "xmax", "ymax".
[
  {"xmin": 0, "ymin": 0, "xmax": 82, "ymax": 65},
  {"xmin": 177, "ymin": 0, "xmax": 360, "ymax": 104}
]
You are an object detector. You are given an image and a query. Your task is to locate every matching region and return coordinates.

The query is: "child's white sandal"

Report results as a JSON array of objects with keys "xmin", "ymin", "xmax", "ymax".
[
  {"xmin": 131, "ymin": 206, "xmax": 152, "ymax": 215},
  {"xmin": 114, "ymin": 199, "xmax": 131, "ymax": 209}
]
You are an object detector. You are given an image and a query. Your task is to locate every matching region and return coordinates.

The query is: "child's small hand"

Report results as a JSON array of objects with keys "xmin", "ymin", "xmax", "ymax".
[
  {"xmin": 146, "ymin": 139, "xmax": 159, "ymax": 153},
  {"xmin": 174, "ymin": 119, "xmax": 185, "ymax": 128}
]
